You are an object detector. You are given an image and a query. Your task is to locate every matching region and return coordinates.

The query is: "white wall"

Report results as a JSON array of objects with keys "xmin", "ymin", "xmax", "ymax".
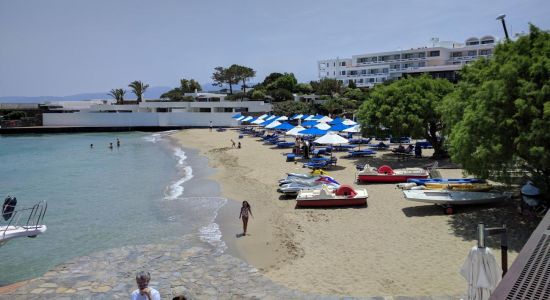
[{"xmin": 43, "ymin": 112, "xmax": 239, "ymax": 127}]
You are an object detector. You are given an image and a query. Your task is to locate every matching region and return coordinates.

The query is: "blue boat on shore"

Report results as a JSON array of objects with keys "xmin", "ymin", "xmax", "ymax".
[{"xmin": 407, "ymin": 178, "xmax": 486, "ymax": 185}]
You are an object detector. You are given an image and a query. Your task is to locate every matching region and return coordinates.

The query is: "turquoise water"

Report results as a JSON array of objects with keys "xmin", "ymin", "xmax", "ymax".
[{"xmin": 0, "ymin": 132, "xmax": 225, "ymax": 285}]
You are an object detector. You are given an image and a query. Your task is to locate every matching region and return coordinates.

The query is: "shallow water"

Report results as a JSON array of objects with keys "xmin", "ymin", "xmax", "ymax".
[{"xmin": 0, "ymin": 132, "xmax": 225, "ymax": 285}]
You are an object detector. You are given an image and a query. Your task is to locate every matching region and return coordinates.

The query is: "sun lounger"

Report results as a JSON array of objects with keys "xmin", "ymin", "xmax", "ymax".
[
  {"xmin": 277, "ymin": 141, "xmax": 295, "ymax": 148},
  {"xmin": 345, "ymin": 149, "xmax": 376, "ymax": 158}
]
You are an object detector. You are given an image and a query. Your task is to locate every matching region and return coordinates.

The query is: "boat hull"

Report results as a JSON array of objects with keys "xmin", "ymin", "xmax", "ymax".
[
  {"xmin": 296, "ymin": 197, "xmax": 367, "ymax": 207},
  {"xmin": 403, "ymin": 190, "xmax": 507, "ymax": 205},
  {"xmin": 407, "ymin": 178, "xmax": 485, "ymax": 185},
  {"xmin": 358, "ymin": 174, "xmax": 428, "ymax": 183}
]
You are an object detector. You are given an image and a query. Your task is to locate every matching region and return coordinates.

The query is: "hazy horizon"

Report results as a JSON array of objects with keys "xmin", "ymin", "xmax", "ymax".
[{"xmin": 1, "ymin": 0, "xmax": 549, "ymax": 97}]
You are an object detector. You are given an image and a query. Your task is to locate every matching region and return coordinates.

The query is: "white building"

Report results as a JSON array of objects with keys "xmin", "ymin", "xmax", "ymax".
[
  {"xmin": 318, "ymin": 36, "xmax": 496, "ymax": 88},
  {"xmin": 42, "ymin": 92, "xmax": 272, "ymax": 127}
]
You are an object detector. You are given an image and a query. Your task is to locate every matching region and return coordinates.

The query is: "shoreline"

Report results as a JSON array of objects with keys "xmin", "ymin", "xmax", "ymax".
[{"xmin": 171, "ymin": 128, "xmax": 537, "ymax": 296}]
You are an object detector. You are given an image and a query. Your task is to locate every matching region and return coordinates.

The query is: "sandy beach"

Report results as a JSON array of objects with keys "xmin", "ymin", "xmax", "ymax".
[{"xmin": 171, "ymin": 128, "xmax": 536, "ymax": 297}]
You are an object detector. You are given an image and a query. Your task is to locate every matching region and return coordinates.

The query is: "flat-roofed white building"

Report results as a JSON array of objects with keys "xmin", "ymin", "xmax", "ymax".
[
  {"xmin": 318, "ymin": 36, "xmax": 496, "ymax": 87},
  {"xmin": 42, "ymin": 92, "xmax": 272, "ymax": 127}
]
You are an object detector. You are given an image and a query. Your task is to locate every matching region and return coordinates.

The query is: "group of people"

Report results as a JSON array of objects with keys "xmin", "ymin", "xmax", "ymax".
[
  {"xmin": 90, "ymin": 138, "xmax": 121, "ymax": 149},
  {"xmin": 293, "ymin": 137, "xmax": 312, "ymax": 159},
  {"xmin": 230, "ymin": 139, "xmax": 241, "ymax": 149}
]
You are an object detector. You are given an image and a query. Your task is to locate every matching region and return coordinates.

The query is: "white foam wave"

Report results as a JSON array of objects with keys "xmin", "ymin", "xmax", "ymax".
[
  {"xmin": 199, "ymin": 222, "xmax": 227, "ymax": 253},
  {"xmin": 143, "ymin": 130, "xmax": 178, "ymax": 143},
  {"xmin": 163, "ymin": 147, "xmax": 192, "ymax": 201}
]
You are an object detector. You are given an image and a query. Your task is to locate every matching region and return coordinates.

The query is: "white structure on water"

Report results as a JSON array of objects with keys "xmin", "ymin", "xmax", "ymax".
[
  {"xmin": 318, "ymin": 36, "xmax": 496, "ymax": 87},
  {"xmin": 42, "ymin": 92, "xmax": 272, "ymax": 127}
]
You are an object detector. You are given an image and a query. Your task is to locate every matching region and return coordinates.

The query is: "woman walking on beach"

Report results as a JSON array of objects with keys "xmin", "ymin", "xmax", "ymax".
[{"xmin": 239, "ymin": 201, "xmax": 253, "ymax": 236}]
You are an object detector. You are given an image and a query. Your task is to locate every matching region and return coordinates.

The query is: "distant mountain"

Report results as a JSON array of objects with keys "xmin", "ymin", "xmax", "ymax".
[{"xmin": 0, "ymin": 82, "xmax": 259, "ymax": 103}]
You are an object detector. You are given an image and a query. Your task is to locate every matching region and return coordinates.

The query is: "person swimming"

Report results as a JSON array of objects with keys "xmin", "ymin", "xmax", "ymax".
[{"xmin": 109, "ymin": 142, "xmax": 113, "ymax": 149}]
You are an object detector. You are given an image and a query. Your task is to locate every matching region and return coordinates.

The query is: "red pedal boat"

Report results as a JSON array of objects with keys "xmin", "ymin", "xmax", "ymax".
[
  {"xmin": 356, "ymin": 164, "xmax": 429, "ymax": 183},
  {"xmin": 296, "ymin": 185, "xmax": 368, "ymax": 208}
]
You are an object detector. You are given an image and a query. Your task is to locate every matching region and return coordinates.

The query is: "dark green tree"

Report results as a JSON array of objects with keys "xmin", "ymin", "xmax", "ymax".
[
  {"xmin": 261, "ymin": 72, "xmax": 284, "ymax": 87},
  {"xmin": 357, "ymin": 74, "xmax": 454, "ymax": 158},
  {"xmin": 266, "ymin": 73, "xmax": 297, "ymax": 92},
  {"xmin": 272, "ymin": 100, "xmax": 311, "ymax": 116},
  {"xmin": 128, "ymin": 80, "xmax": 149, "ymax": 103},
  {"xmin": 180, "ymin": 78, "xmax": 202, "ymax": 93},
  {"xmin": 294, "ymin": 83, "xmax": 313, "ymax": 94},
  {"xmin": 268, "ymin": 88, "xmax": 293, "ymax": 102},
  {"xmin": 442, "ymin": 24, "xmax": 550, "ymax": 191},
  {"xmin": 311, "ymin": 78, "xmax": 343, "ymax": 95},
  {"xmin": 348, "ymin": 80, "xmax": 357, "ymax": 89},
  {"xmin": 212, "ymin": 66, "xmax": 238, "ymax": 94},
  {"xmin": 231, "ymin": 65, "xmax": 256, "ymax": 101}
]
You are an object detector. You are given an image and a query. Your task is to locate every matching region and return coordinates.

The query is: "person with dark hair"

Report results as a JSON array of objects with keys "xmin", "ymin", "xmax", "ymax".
[
  {"xmin": 239, "ymin": 201, "xmax": 253, "ymax": 235},
  {"xmin": 131, "ymin": 271, "xmax": 161, "ymax": 300}
]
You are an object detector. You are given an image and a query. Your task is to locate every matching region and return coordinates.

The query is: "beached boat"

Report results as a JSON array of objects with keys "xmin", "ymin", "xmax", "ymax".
[
  {"xmin": 407, "ymin": 178, "xmax": 486, "ymax": 185},
  {"xmin": 424, "ymin": 182, "xmax": 493, "ymax": 192},
  {"xmin": 296, "ymin": 185, "xmax": 368, "ymax": 207},
  {"xmin": 356, "ymin": 164, "xmax": 429, "ymax": 183},
  {"xmin": 278, "ymin": 180, "xmax": 339, "ymax": 196},
  {"xmin": 402, "ymin": 190, "xmax": 509, "ymax": 214},
  {"xmin": 279, "ymin": 175, "xmax": 339, "ymax": 186},
  {"xmin": 1, "ymin": 198, "xmax": 47, "ymax": 247}
]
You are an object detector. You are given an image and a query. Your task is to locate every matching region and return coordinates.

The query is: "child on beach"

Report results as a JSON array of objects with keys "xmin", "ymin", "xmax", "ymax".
[
  {"xmin": 239, "ymin": 201, "xmax": 253, "ymax": 235},
  {"xmin": 231, "ymin": 139, "xmax": 236, "ymax": 148},
  {"xmin": 237, "ymin": 142, "xmax": 241, "ymax": 149},
  {"xmin": 131, "ymin": 271, "xmax": 160, "ymax": 300}
]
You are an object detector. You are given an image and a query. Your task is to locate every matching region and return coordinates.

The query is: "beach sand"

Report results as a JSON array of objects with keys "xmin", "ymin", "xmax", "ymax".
[{"xmin": 171, "ymin": 128, "xmax": 535, "ymax": 297}]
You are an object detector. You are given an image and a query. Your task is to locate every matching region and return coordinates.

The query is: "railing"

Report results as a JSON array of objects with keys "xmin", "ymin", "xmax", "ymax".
[{"xmin": 1, "ymin": 200, "xmax": 47, "ymax": 240}]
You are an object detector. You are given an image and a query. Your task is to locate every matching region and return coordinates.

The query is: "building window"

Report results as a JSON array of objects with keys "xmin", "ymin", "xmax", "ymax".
[
  {"xmin": 403, "ymin": 53, "xmax": 412, "ymax": 59},
  {"xmin": 199, "ymin": 108, "xmax": 211, "ymax": 113},
  {"xmin": 452, "ymin": 52, "xmax": 462, "ymax": 57},
  {"xmin": 467, "ymin": 50, "xmax": 477, "ymax": 56},
  {"xmin": 350, "ymin": 70, "xmax": 357, "ymax": 75},
  {"xmin": 359, "ymin": 79, "xmax": 364, "ymax": 83},
  {"xmin": 418, "ymin": 62, "xmax": 426, "ymax": 67},
  {"xmin": 340, "ymin": 62, "xmax": 346, "ymax": 66},
  {"xmin": 429, "ymin": 50, "xmax": 440, "ymax": 57},
  {"xmin": 481, "ymin": 39, "xmax": 494, "ymax": 44},
  {"xmin": 480, "ymin": 49, "xmax": 492, "ymax": 55},
  {"xmin": 391, "ymin": 64, "xmax": 400, "ymax": 70},
  {"xmin": 383, "ymin": 68, "xmax": 389, "ymax": 73},
  {"xmin": 393, "ymin": 54, "xmax": 400, "ymax": 60},
  {"xmin": 369, "ymin": 78, "xmax": 375, "ymax": 83},
  {"xmin": 418, "ymin": 52, "xmax": 426, "ymax": 58},
  {"xmin": 466, "ymin": 41, "xmax": 479, "ymax": 46},
  {"xmin": 341, "ymin": 71, "xmax": 346, "ymax": 75}
]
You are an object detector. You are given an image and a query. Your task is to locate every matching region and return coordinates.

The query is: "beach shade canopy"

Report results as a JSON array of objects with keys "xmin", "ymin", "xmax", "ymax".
[
  {"xmin": 241, "ymin": 116, "xmax": 253, "ymax": 122},
  {"xmin": 301, "ymin": 120, "xmax": 319, "ymax": 127},
  {"xmin": 251, "ymin": 118, "xmax": 265, "ymax": 124},
  {"xmin": 314, "ymin": 131, "xmax": 349, "ymax": 145},
  {"xmin": 236, "ymin": 116, "xmax": 245, "ymax": 121},
  {"xmin": 292, "ymin": 114, "xmax": 303, "ymax": 120},
  {"xmin": 265, "ymin": 120, "xmax": 282, "ymax": 129},
  {"xmin": 300, "ymin": 114, "xmax": 310, "ymax": 120},
  {"xmin": 329, "ymin": 117, "xmax": 344, "ymax": 124},
  {"xmin": 299, "ymin": 127, "xmax": 328, "ymax": 136},
  {"xmin": 257, "ymin": 114, "xmax": 268, "ymax": 120},
  {"xmin": 460, "ymin": 246, "xmax": 502, "ymax": 300},
  {"xmin": 232, "ymin": 113, "xmax": 242, "ymax": 119},
  {"xmin": 275, "ymin": 116, "xmax": 289, "ymax": 121},
  {"xmin": 343, "ymin": 125, "xmax": 361, "ymax": 133},
  {"xmin": 329, "ymin": 123, "xmax": 351, "ymax": 132},
  {"xmin": 286, "ymin": 125, "xmax": 306, "ymax": 136},
  {"xmin": 317, "ymin": 116, "xmax": 333, "ymax": 123},
  {"xmin": 274, "ymin": 122, "xmax": 294, "ymax": 131},
  {"xmin": 265, "ymin": 115, "xmax": 277, "ymax": 122},
  {"xmin": 342, "ymin": 119, "xmax": 358, "ymax": 126},
  {"xmin": 315, "ymin": 122, "xmax": 331, "ymax": 130}
]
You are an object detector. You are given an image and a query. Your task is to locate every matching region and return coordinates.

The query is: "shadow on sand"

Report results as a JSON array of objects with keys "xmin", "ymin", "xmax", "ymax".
[{"xmin": 403, "ymin": 199, "xmax": 539, "ymax": 252}]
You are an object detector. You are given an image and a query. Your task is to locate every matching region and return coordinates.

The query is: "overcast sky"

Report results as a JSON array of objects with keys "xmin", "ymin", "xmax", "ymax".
[{"xmin": 1, "ymin": 0, "xmax": 549, "ymax": 97}]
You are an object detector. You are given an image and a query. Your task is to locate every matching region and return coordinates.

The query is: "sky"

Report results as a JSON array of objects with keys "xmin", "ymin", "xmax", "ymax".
[{"xmin": 1, "ymin": 0, "xmax": 549, "ymax": 97}]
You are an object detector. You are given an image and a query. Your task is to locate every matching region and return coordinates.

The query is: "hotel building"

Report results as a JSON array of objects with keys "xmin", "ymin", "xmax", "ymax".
[{"xmin": 318, "ymin": 36, "xmax": 496, "ymax": 88}]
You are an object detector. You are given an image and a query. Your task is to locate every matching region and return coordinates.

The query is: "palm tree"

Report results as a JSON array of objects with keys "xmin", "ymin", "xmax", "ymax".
[
  {"xmin": 128, "ymin": 81, "xmax": 149, "ymax": 103},
  {"xmin": 108, "ymin": 88, "xmax": 126, "ymax": 105}
]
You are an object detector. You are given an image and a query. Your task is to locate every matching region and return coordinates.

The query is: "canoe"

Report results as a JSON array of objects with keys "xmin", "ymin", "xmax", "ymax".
[
  {"xmin": 424, "ymin": 183, "xmax": 493, "ymax": 192},
  {"xmin": 407, "ymin": 178, "xmax": 486, "ymax": 185}
]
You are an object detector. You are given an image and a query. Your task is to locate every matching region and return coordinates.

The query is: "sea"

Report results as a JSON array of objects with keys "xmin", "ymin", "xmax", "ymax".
[{"xmin": 0, "ymin": 131, "xmax": 229, "ymax": 285}]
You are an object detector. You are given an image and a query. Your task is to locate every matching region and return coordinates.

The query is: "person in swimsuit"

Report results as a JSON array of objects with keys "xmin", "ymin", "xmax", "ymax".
[{"xmin": 239, "ymin": 201, "xmax": 253, "ymax": 235}]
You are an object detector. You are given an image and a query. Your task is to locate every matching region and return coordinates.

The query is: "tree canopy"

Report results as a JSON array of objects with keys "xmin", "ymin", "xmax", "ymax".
[
  {"xmin": 128, "ymin": 81, "xmax": 149, "ymax": 103},
  {"xmin": 310, "ymin": 78, "xmax": 343, "ymax": 95},
  {"xmin": 357, "ymin": 74, "xmax": 454, "ymax": 157},
  {"xmin": 160, "ymin": 78, "xmax": 202, "ymax": 101},
  {"xmin": 212, "ymin": 64, "xmax": 255, "ymax": 95},
  {"xmin": 272, "ymin": 100, "xmax": 311, "ymax": 116},
  {"xmin": 441, "ymin": 24, "xmax": 550, "ymax": 191},
  {"xmin": 108, "ymin": 88, "xmax": 126, "ymax": 105}
]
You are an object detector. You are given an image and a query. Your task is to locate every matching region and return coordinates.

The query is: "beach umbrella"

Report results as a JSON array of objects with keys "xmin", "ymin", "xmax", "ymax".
[
  {"xmin": 460, "ymin": 246, "xmax": 502, "ymax": 300},
  {"xmin": 257, "ymin": 114, "xmax": 268, "ymax": 120},
  {"xmin": 275, "ymin": 116, "xmax": 289, "ymax": 121},
  {"xmin": 251, "ymin": 118, "xmax": 265, "ymax": 125},
  {"xmin": 304, "ymin": 115, "xmax": 317, "ymax": 121},
  {"xmin": 343, "ymin": 125, "xmax": 361, "ymax": 133},
  {"xmin": 236, "ymin": 116, "xmax": 245, "ymax": 121},
  {"xmin": 274, "ymin": 122, "xmax": 294, "ymax": 131},
  {"xmin": 315, "ymin": 122, "xmax": 331, "ymax": 130},
  {"xmin": 298, "ymin": 127, "xmax": 327, "ymax": 136},
  {"xmin": 329, "ymin": 117, "xmax": 344, "ymax": 124},
  {"xmin": 265, "ymin": 115, "xmax": 277, "ymax": 122},
  {"xmin": 342, "ymin": 119, "xmax": 357, "ymax": 126},
  {"xmin": 292, "ymin": 114, "xmax": 303, "ymax": 120},
  {"xmin": 241, "ymin": 116, "xmax": 253, "ymax": 122},
  {"xmin": 286, "ymin": 125, "xmax": 306, "ymax": 136},
  {"xmin": 314, "ymin": 131, "xmax": 349, "ymax": 145},
  {"xmin": 300, "ymin": 114, "xmax": 310, "ymax": 120},
  {"xmin": 232, "ymin": 113, "xmax": 242, "ymax": 119},
  {"xmin": 301, "ymin": 120, "xmax": 319, "ymax": 127},
  {"xmin": 265, "ymin": 120, "xmax": 282, "ymax": 129},
  {"xmin": 318, "ymin": 116, "xmax": 333, "ymax": 123},
  {"xmin": 329, "ymin": 123, "xmax": 351, "ymax": 132}
]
